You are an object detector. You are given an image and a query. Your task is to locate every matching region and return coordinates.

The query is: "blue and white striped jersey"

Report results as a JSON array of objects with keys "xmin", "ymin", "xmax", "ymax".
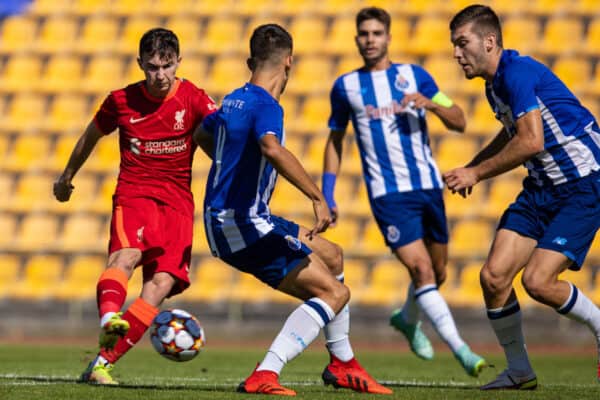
[
  {"xmin": 202, "ymin": 83, "xmax": 282, "ymax": 257},
  {"xmin": 329, "ymin": 63, "xmax": 444, "ymax": 199},
  {"xmin": 487, "ymin": 50, "xmax": 600, "ymax": 186}
]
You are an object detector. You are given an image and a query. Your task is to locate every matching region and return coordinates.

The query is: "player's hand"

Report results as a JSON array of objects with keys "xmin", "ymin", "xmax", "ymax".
[
  {"xmin": 307, "ymin": 199, "xmax": 332, "ymax": 239},
  {"xmin": 53, "ymin": 176, "xmax": 74, "ymax": 202},
  {"xmin": 329, "ymin": 206, "xmax": 339, "ymax": 227},
  {"xmin": 443, "ymin": 167, "xmax": 478, "ymax": 197},
  {"xmin": 401, "ymin": 92, "xmax": 434, "ymax": 110}
]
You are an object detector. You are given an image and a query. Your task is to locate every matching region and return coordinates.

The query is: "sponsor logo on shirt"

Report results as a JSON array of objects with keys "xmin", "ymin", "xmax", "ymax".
[
  {"xmin": 365, "ymin": 101, "xmax": 417, "ymax": 120},
  {"xmin": 140, "ymin": 138, "xmax": 188, "ymax": 155},
  {"xmin": 174, "ymin": 109, "xmax": 186, "ymax": 130}
]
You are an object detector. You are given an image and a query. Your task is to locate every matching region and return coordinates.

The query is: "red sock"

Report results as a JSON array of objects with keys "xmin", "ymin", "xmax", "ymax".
[
  {"xmin": 96, "ymin": 267, "xmax": 128, "ymax": 319},
  {"xmin": 101, "ymin": 297, "xmax": 158, "ymax": 364}
]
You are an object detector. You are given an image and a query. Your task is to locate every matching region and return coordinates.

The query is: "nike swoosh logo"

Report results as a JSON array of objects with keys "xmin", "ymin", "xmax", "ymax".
[{"xmin": 130, "ymin": 116, "xmax": 148, "ymax": 124}]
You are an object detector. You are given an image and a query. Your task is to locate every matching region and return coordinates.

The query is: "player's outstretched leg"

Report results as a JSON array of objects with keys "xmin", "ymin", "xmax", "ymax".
[
  {"xmin": 322, "ymin": 353, "xmax": 393, "ymax": 395},
  {"xmin": 390, "ymin": 307, "xmax": 434, "ymax": 360},
  {"xmin": 98, "ymin": 312, "xmax": 130, "ymax": 350},
  {"xmin": 79, "ymin": 355, "xmax": 117, "ymax": 385}
]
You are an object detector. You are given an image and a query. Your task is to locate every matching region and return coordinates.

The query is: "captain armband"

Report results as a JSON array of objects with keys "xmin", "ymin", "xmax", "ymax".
[{"xmin": 432, "ymin": 92, "xmax": 454, "ymax": 108}]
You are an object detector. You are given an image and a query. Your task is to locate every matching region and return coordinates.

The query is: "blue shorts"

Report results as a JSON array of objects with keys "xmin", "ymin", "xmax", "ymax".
[
  {"xmin": 370, "ymin": 189, "xmax": 449, "ymax": 250},
  {"xmin": 219, "ymin": 215, "xmax": 312, "ymax": 288},
  {"xmin": 498, "ymin": 172, "xmax": 600, "ymax": 270}
]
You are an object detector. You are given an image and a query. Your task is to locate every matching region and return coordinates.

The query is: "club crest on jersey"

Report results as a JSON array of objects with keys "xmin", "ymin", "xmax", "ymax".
[
  {"xmin": 394, "ymin": 73, "xmax": 410, "ymax": 91},
  {"xmin": 174, "ymin": 109, "xmax": 186, "ymax": 130},
  {"xmin": 285, "ymin": 234, "xmax": 302, "ymax": 251},
  {"xmin": 386, "ymin": 225, "xmax": 400, "ymax": 243}
]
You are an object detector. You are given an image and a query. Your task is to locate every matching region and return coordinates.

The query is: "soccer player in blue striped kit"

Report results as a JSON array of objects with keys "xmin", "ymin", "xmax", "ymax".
[
  {"xmin": 446, "ymin": 4, "xmax": 600, "ymax": 390},
  {"xmin": 322, "ymin": 6, "xmax": 486, "ymax": 377},
  {"xmin": 196, "ymin": 23, "xmax": 391, "ymax": 396}
]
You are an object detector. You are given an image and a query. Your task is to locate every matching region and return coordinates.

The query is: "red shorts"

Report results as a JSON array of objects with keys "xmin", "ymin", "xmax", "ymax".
[{"xmin": 109, "ymin": 196, "xmax": 193, "ymax": 297}]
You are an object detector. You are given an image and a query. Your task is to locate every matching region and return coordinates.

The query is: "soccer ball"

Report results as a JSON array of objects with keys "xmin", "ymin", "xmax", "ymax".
[{"xmin": 150, "ymin": 309, "xmax": 205, "ymax": 362}]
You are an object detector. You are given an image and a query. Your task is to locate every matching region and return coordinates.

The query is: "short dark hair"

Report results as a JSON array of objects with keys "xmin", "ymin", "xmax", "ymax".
[
  {"xmin": 450, "ymin": 4, "xmax": 503, "ymax": 47},
  {"xmin": 247, "ymin": 24, "xmax": 293, "ymax": 71},
  {"xmin": 356, "ymin": 7, "xmax": 391, "ymax": 33},
  {"xmin": 139, "ymin": 28, "xmax": 180, "ymax": 59}
]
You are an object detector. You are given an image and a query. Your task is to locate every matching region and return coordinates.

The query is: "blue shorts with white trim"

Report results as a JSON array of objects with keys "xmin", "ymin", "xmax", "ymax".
[
  {"xmin": 498, "ymin": 171, "xmax": 600, "ymax": 270},
  {"xmin": 219, "ymin": 215, "xmax": 312, "ymax": 288}
]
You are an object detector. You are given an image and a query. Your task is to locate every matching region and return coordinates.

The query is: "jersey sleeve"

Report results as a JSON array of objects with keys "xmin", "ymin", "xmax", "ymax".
[
  {"xmin": 201, "ymin": 111, "xmax": 218, "ymax": 136},
  {"xmin": 502, "ymin": 62, "xmax": 540, "ymax": 120},
  {"xmin": 253, "ymin": 102, "xmax": 284, "ymax": 142},
  {"xmin": 93, "ymin": 93, "xmax": 119, "ymax": 135},
  {"xmin": 192, "ymin": 88, "xmax": 218, "ymax": 125},
  {"xmin": 412, "ymin": 65, "xmax": 440, "ymax": 99},
  {"xmin": 328, "ymin": 77, "xmax": 350, "ymax": 132}
]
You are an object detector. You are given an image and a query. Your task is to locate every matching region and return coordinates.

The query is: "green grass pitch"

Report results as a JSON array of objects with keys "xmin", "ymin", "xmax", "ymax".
[{"xmin": 0, "ymin": 343, "xmax": 598, "ymax": 399}]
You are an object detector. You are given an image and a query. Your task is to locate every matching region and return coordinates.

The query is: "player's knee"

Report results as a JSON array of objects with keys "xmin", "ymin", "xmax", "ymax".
[
  {"xmin": 107, "ymin": 249, "xmax": 141, "ymax": 275},
  {"xmin": 521, "ymin": 270, "xmax": 551, "ymax": 302},
  {"xmin": 330, "ymin": 242, "xmax": 344, "ymax": 276},
  {"xmin": 480, "ymin": 263, "xmax": 510, "ymax": 294},
  {"xmin": 330, "ymin": 282, "xmax": 350, "ymax": 313},
  {"xmin": 435, "ymin": 270, "xmax": 447, "ymax": 287},
  {"xmin": 410, "ymin": 259, "xmax": 435, "ymax": 286}
]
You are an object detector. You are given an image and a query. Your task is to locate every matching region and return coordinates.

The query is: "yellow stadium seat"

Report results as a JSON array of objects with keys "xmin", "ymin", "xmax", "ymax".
[
  {"xmin": 270, "ymin": 177, "xmax": 313, "ymax": 217},
  {"xmin": 283, "ymin": 135, "xmax": 305, "ymax": 158},
  {"xmin": 290, "ymin": 95, "xmax": 330, "ymax": 134},
  {"xmin": 422, "ymin": 55, "xmax": 461, "ymax": 94},
  {"xmin": 0, "ymin": 55, "xmax": 42, "ymax": 92},
  {"xmin": 45, "ymin": 94, "xmax": 89, "ymax": 133},
  {"xmin": 110, "ymin": 0, "xmax": 156, "ymax": 16},
  {"xmin": 488, "ymin": 0, "xmax": 526, "ymax": 17},
  {"xmin": 71, "ymin": 0, "xmax": 111, "ymax": 16},
  {"xmin": 0, "ymin": 173, "xmax": 14, "ymax": 210},
  {"xmin": 90, "ymin": 174, "xmax": 116, "ymax": 213},
  {"xmin": 320, "ymin": 218, "xmax": 360, "ymax": 250},
  {"xmin": 323, "ymin": 17, "xmax": 357, "ymax": 56},
  {"xmin": 230, "ymin": 0, "xmax": 277, "ymax": 16},
  {"xmin": 0, "ymin": 255, "xmax": 21, "ymax": 299},
  {"xmin": 2, "ymin": 94, "xmax": 46, "ymax": 132},
  {"xmin": 589, "ymin": 233, "xmax": 600, "ymax": 264},
  {"xmin": 435, "ymin": 135, "xmax": 478, "ymax": 172},
  {"xmin": 49, "ymin": 135, "xmax": 78, "ymax": 173},
  {"xmin": 316, "ymin": 0, "xmax": 361, "ymax": 16},
  {"xmin": 39, "ymin": 55, "xmax": 84, "ymax": 93},
  {"xmin": 180, "ymin": 258, "xmax": 234, "ymax": 302},
  {"xmin": 274, "ymin": 0, "xmax": 316, "ymax": 16},
  {"xmin": 164, "ymin": 16, "xmax": 202, "ymax": 53},
  {"xmin": 341, "ymin": 138, "xmax": 363, "ymax": 175},
  {"xmin": 357, "ymin": 219, "xmax": 388, "ymax": 257},
  {"xmin": 406, "ymin": 16, "xmax": 451, "ymax": 57},
  {"xmin": 301, "ymin": 135, "xmax": 327, "ymax": 174},
  {"xmin": 469, "ymin": 97, "xmax": 500, "ymax": 136},
  {"xmin": 388, "ymin": 17, "xmax": 411, "ymax": 58},
  {"xmin": 189, "ymin": 0, "xmax": 235, "ymax": 17},
  {"xmin": 402, "ymin": 0, "xmax": 447, "ymax": 16},
  {"xmin": 348, "ymin": 182, "xmax": 371, "ymax": 217},
  {"xmin": 288, "ymin": 17, "xmax": 327, "ymax": 55},
  {"xmin": 205, "ymin": 55, "xmax": 249, "ymax": 97},
  {"xmin": 0, "ymin": 16, "xmax": 37, "ymax": 53},
  {"xmin": 81, "ymin": 57, "xmax": 126, "ymax": 95},
  {"xmin": 286, "ymin": 56, "xmax": 333, "ymax": 95},
  {"xmin": 4, "ymin": 134, "xmax": 50, "ymax": 172},
  {"xmin": 10, "ymin": 173, "xmax": 56, "ymax": 213},
  {"xmin": 481, "ymin": 178, "xmax": 522, "ymax": 218},
  {"xmin": 552, "ymin": 57, "xmax": 591, "ymax": 95},
  {"xmin": 9, "ymin": 255, "xmax": 63, "ymax": 300},
  {"xmin": 87, "ymin": 134, "xmax": 120, "ymax": 172},
  {"xmin": 199, "ymin": 17, "xmax": 243, "ymax": 55},
  {"xmin": 0, "ymin": 213, "xmax": 17, "ymax": 249},
  {"xmin": 501, "ymin": 17, "xmax": 540, "ymax": 55},
  {"xmin": 539, "ymin": 18, "xmax": 583, "ymax": 57},
  {"xmin": 572, "ymin": 0, "xmax": 600, "ymax": 16},
  {"xmin": 583, "ymin": 18, "xmax": 600, "ymax": 57},
  {"xmin": 54, "ymin": 255, "xmax": 104, "ymax": 301},
  {"xmin": 192, "ymin": 216, "xmax": 211, "ymax": 255},
  {"xmin": 443, "ymin": 185, "xmax": 484, "ymax": 219},
  {"xmin": 438, "ymin": 261, "xmax": 457, "ymax": 299},
  {"xmin": 324, "ymin": 175, "xmax": 355, "ymax": 211},
  {"xmin": 335, "ymin": 55, "xmax": 363, "ymax": 76},
  {"xmin": 559, "ymin": 268, "xmax": 592, "ymax": 293},
  {"xmin": 361, "ymin": 259, "xmax": 409, "ymax": 306},
  {"xmin": 450, "ymin": 219, "xmax": 493, "ymax": 259},
  {"xmin": 126, "ymin": 267, "xmax": 144, "ymax": 301},
  {"xmin": 342, "ymin": 259, "xmax": 368, "ymax": 302},
  {"xmin": 452, "ymin": 262, "xmax": 482, "ymax": 307},
  {"xmin": 176, "ymin": 56, "xmax": 209, "ymax": 87},
  {"xmin": 15, "ymin": 214, "xmax": 59, "ymax": 251},
  {"xmin": 58, "ymin": 214, "xmax": 103, "ymax": 252},
  {"xmin": 526, "ymin": 0, "xmax": 569, "ymax": 16},
  {"xmin": 116, "ymin": 17, "xmax": 161, "ymax": 55},
  {"xmin": 152, "ymin": 0, "xmax": 198, "ymax": 16},
  {"xmin": 76, "ymin": 16, "xmax": 118, "ymax": 54},
  {"xmin": 35, "ymin": 16, "xmax": 78, "ymax": 54},
  {"xmin": 28, "ymin": 0, "xmax": 70, "ymax": 15},
  {"xmin": 230, "ymin": 271, "xmax": 275, "ymax": 303}
]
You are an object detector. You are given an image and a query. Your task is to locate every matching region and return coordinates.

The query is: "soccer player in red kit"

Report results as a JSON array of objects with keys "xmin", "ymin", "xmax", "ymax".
[{"xmin": 53, "ymin": 28, "xmax": 216, "ymax": 385}]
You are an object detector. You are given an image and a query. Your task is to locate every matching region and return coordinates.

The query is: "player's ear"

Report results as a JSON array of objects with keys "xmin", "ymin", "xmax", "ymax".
[{"xmin": 484, "ymin": 33, "xmax": 495, "ymax": 53}]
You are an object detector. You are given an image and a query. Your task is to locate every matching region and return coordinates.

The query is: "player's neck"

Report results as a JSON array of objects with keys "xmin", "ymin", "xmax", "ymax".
[
  {"xmin": 483, "ymin": 48, "xmax": 504, "ymax": 82},
  {"xmin": 250, "ymin": 69, "xmax": 286, "ymax": 101},
  {"xmin": 144, "ymin": 78, "xmax": 179, "ymax": 99},
  {"xmin": 363, "ymin": 57, "xmax": 391, "ymax": 72}
]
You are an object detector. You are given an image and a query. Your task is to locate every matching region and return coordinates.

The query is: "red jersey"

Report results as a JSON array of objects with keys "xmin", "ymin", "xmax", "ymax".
[{"xmin": 94, "ymin": 79, "xmax": 216, "ymax": 217}]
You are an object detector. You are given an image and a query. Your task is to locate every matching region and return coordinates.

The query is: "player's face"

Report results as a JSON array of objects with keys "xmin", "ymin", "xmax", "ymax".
[
  {"xmin": 451, "ymin": 22, "xmax": 489, "ymax": 80},
  {"xmin": 138, "ymin": 51, "xmax": 181, "ymax": 97},
  {"xmin": 355, "ymin": 19, "xmax": 390, "ymax": 66}
]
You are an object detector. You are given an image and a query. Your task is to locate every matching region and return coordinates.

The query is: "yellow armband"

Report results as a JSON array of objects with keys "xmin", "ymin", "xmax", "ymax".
[{"xmin": 432, "ymin": 92, "xmax": 454, "ymax": 108}]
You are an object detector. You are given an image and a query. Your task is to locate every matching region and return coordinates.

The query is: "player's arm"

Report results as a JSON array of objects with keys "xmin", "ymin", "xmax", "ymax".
[
  {"xmin": 54, "ymin": 120, "xmax": 104, "ymax": 202},
  {"xmin": 193, "ymin": 124, "xmax": 214, "ymax": 160},
  {"xmin": 466, "ymin": 127, "xmax": 511, "ymax": 168},
  {"xmin": 260, "ymin": 134, "xmax": 331, "ymax": 238},
  {"xmin": 322, "ymin": 129, "xmax": 346, "ymax": 225},
  {"xmin": 444, "ymin": 110, "xmax": 543, "ymax": 192},
  {"xmin": 401, "ymin": 91, "xmax": 465, "ymax": 132}
]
